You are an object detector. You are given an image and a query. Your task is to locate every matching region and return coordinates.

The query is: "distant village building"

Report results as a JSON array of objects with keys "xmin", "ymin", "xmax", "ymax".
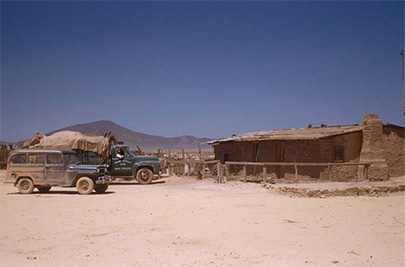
[{"xmin": 208, "ymin": 114, "xmax": 404, "ymax": 181}]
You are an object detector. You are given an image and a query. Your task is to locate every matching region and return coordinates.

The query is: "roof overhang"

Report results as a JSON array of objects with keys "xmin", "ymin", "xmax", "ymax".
[{"xmin": 208, "ymin": 125, "xmax": 363, "ymax": 145}]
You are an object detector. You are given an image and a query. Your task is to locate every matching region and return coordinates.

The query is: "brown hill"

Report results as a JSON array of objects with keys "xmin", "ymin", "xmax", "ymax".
[{"xmin": 47, "ymin": 120, "xmax": 212, "ymax": 152}]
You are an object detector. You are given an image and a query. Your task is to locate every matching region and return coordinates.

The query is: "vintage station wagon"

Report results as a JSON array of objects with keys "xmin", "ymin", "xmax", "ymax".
[{"xmin": 4, "ymin": 148, "xmax": 110, "ymax": 195}]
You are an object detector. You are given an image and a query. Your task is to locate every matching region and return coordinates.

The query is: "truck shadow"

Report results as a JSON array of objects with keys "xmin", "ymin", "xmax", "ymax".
[
  {"xmin": 7, "ymin": 191, "xmax": 116, "ymax": 195},
  {"xmin": 110, "ymin": 180, "xmax": 166, "ymax": 186}
]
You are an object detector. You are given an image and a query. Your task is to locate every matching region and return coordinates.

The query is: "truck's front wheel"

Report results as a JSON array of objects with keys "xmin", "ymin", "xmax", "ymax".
[
  {"xmin": 76, "ymin": 177, "xmax": 94, "ymax": 195},
  {"xmin": 136, "ymin": 168, "xmax": 153, "ymax": 184},
  {"xmin": 17, "ymin": 178, "xmax": 34, "ymax": 194}
]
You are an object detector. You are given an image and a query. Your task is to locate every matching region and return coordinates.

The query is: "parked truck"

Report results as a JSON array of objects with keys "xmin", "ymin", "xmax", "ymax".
[
  {"xmin": 4, "ymin": 148, "xmax": 110, "ymax": 195},
  {"xmin": 108, "ymin": 145, "xmax": 160, "ymax": 184}
]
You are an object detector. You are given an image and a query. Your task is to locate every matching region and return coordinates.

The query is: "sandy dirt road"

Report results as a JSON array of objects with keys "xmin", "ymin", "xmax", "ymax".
[{"xmin": 1, "ymin": 172, "xmax": 404, "ymax": 267}]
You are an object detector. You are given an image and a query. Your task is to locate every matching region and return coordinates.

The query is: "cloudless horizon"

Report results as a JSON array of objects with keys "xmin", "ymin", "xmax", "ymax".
[{"xmin": 1, "ymin": 1, "xmax": 404, "ymax": 142}]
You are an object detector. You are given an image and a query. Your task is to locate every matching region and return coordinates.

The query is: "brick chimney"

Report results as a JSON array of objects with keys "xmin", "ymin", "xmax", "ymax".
[{"xmin": 359, "ymin": 114, "xmax": 389, "ymax": 180}]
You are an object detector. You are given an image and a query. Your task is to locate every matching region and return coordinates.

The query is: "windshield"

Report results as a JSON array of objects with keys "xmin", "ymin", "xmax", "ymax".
[
  {"xmin": 123, "ymin": 147, "xmax": 134, "ymax": 157},
  {"xmin": 116, "ymin": 147, "xmax": 134, "ymax": 157},
  {"xmin": 63, "ymin": 153, "xmax": 80, "ymax": 165}
]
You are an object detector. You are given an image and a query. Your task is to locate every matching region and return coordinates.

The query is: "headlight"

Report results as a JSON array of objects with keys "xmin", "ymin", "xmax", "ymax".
[{"xmin": 97, "ymin": 167, "xmax": 106, "ymax": 175}]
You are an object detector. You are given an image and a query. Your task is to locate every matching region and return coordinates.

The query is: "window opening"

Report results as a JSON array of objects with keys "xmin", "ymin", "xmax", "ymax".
[
  {"xmin": 11, "ymin": 154, "xmax": 26, "ymax": 164},
  {"xmin": 333, "ymin": 147, "xmax": 344, "ymax": 162},
  {"xmin": 47, "ymin": 154, "xmax": 63, "ymax": 164}
]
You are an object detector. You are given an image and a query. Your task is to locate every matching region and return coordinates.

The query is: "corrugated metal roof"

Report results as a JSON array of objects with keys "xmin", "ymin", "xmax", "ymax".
[{"xmin": 208, "ymin": 125, "xmax": 363, "ymax": 145}]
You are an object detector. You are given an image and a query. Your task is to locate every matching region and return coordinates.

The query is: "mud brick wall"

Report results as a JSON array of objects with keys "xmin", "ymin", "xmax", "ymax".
[
  {"xmin": 359, "ymin": 114, "xmax": 389, "ymax": 180},
  {"xmin": 213, "ymin": 131, "xmax": 362, "ymax": 180},
  {"xmin": 383, "ymin": 125, "xmax": 405, "ymax": 177}
]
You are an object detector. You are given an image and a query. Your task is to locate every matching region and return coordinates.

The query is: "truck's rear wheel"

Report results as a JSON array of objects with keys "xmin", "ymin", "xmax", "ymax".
[
  {"xmin": 17, "ymin": 178, "xmax": 34, "ymax": 194},
  {"xmin": 136, "ymin": 168, "xmax": 153, "ymax": 184},
  {"xmin": 76, "ymin": 177, "xmax": 94, "ymax": 195},
  {"xmin": 94, "ymin": 184, "xmax": 109, "ymax": 194}
]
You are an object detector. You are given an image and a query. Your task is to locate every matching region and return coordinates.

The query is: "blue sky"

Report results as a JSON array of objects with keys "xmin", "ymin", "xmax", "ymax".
[{"xmin": 1, "ymin": 1, "xmax": 404, "ymax": 142}]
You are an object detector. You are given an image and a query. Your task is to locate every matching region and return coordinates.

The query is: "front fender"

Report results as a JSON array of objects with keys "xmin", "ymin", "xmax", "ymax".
[
  {"xmin": 132, "ymin": 163, "xmax": 141, "ymax": 177},
  {"xmin": 132, "ymin": 161, "xmax": 160, "ymax": 176}
]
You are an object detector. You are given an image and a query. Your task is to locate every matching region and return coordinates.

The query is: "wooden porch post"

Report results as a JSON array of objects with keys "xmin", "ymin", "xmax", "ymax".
[
  {"xmin": 217, "ymin": 161, "xmax": 221, "ymax": 182},
  {"xmin": 327, "ymin": 164, "xmax": 331, "ymax": 181},
  {"xmin": 225, "ymin": 163, "xmax": 229, "ymax": 183},
  {"xmin": 263, "ymin": 166, "xmax": 267, "ymax": 183},
  {"xmin": 364, "ymin": 164, "xmax": 369, "ymax": 180},
  {"xmin": 243, "ymin": 164, "xmax": 247, "ymax": 182}
]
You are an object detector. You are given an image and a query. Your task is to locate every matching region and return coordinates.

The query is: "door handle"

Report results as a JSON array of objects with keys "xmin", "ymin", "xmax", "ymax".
[{"xmin": 45, "ymin": 165, "xmax": 50, "ymax": 168}]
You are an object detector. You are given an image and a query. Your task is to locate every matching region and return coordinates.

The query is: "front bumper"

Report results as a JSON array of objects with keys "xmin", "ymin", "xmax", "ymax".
[{"xmin": 96, "ymin": 175, "xmax": 112, "ymax": 184}]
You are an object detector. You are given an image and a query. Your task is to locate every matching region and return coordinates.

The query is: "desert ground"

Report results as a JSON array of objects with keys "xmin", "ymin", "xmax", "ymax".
[{"xmin": 1, "ymin": 170, "xmax": 404, "ymax": 267}]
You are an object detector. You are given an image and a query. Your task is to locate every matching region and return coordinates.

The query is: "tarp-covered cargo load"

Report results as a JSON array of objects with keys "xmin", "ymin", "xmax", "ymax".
[{"xmin": 29, "ymin": 131, "xmax": 110, "ymax": 161}]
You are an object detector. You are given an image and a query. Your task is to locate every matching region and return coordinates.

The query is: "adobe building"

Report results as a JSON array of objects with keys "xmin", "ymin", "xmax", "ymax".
[{"xmin": 208, "ymin": 114, "xmax": 404, "ymax": 181}]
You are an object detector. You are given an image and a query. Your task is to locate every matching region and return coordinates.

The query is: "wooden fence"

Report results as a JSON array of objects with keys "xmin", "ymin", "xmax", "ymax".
[
  {"xmin": 166, "ymin": 159, "xmax": 223, "ymax": 180},
  {"xmin": 165, "ymin": 159, "xmax": 371, "ymax": 183},
  {"xmin": 0, "ymin": 145, "xmax": 13, "ymax": 169},
  {"xmin": 224, "ymin": 161, "xmax": 371, "ymax": 182}
]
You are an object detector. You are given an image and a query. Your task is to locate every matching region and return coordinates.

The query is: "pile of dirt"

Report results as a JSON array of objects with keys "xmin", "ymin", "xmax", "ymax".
[
  {"xmin": 264, "ymin": 176, "xmax": 405, "ymax": 197},
  {"xmin": 270, "ymin": 184, "xmax": 405, "ymax": 197}
]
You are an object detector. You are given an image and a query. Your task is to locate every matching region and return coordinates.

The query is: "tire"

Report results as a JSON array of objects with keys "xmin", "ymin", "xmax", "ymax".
[
  {"xmin": 136, "ymin": 168, "xmax": 154, "ymax": 184},
  {"xmin": 37, "ymin": 186, "xmax": 52, "ymax": 193},
  {"xmin": 76, "ymin": 177, "xmax": 94, "ymax": 195},
  {"xmin": 94, "ymin": 184, "xmax": 109, "ymax": 194},
  {"xmin": 17, "ymin": 178, "xmax": 34, "ymax": 194}
]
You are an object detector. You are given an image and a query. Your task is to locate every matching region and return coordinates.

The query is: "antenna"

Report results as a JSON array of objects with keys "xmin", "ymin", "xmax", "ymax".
[{"xmin": 401, "ymin": 50, "xmax": 404, "ymax": 126}]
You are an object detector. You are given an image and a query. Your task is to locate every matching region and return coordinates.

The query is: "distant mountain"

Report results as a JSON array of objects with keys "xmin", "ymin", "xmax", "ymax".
[{"xmin": 47, "ymin": 120, "xmax": 212, "ymax": 151}]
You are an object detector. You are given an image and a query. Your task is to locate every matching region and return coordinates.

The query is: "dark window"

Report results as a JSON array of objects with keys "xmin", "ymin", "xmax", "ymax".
[
  {"xmin": 11, "ymin": 154, "xmax": 26, "ymax": 164},
  {"xmin": 86, "ymin": 152, "xmax": 102, "ymax": 165},
  {"xmin": 63, "ymin": 153, "xmax": 80, "ymax": 165},
  {"xmin": 28, "ymin": 154, "xmax": 46, "ymax": 164},
  {"xmin": 223, "ymin": 153, "xmax": 230, "ymax": 162},
  {"xmin": 47, "ymin": 154, "xmax": 63, "ymax": 164},
  {"xmin": 75, "ymin": 151, "xmax": 100, "ymax": 165},
  {"xmin": 334, "ymin": 147, "xmax": 344, "ymax": 162},
  {"xmin": 253, "ymin": 143, "xmax": 259, "ymax": 162}
]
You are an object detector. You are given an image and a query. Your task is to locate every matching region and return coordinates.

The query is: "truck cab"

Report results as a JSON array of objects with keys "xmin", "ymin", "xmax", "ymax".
[{"xmin": 109, "ymin": 145, "xmax": 160, "ymax": 184}]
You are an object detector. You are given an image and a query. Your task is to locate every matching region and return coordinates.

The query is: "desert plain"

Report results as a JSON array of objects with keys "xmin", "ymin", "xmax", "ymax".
[{"xmin": 0, "ymin": 170, "xmax": 404, "ymax": 267}]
